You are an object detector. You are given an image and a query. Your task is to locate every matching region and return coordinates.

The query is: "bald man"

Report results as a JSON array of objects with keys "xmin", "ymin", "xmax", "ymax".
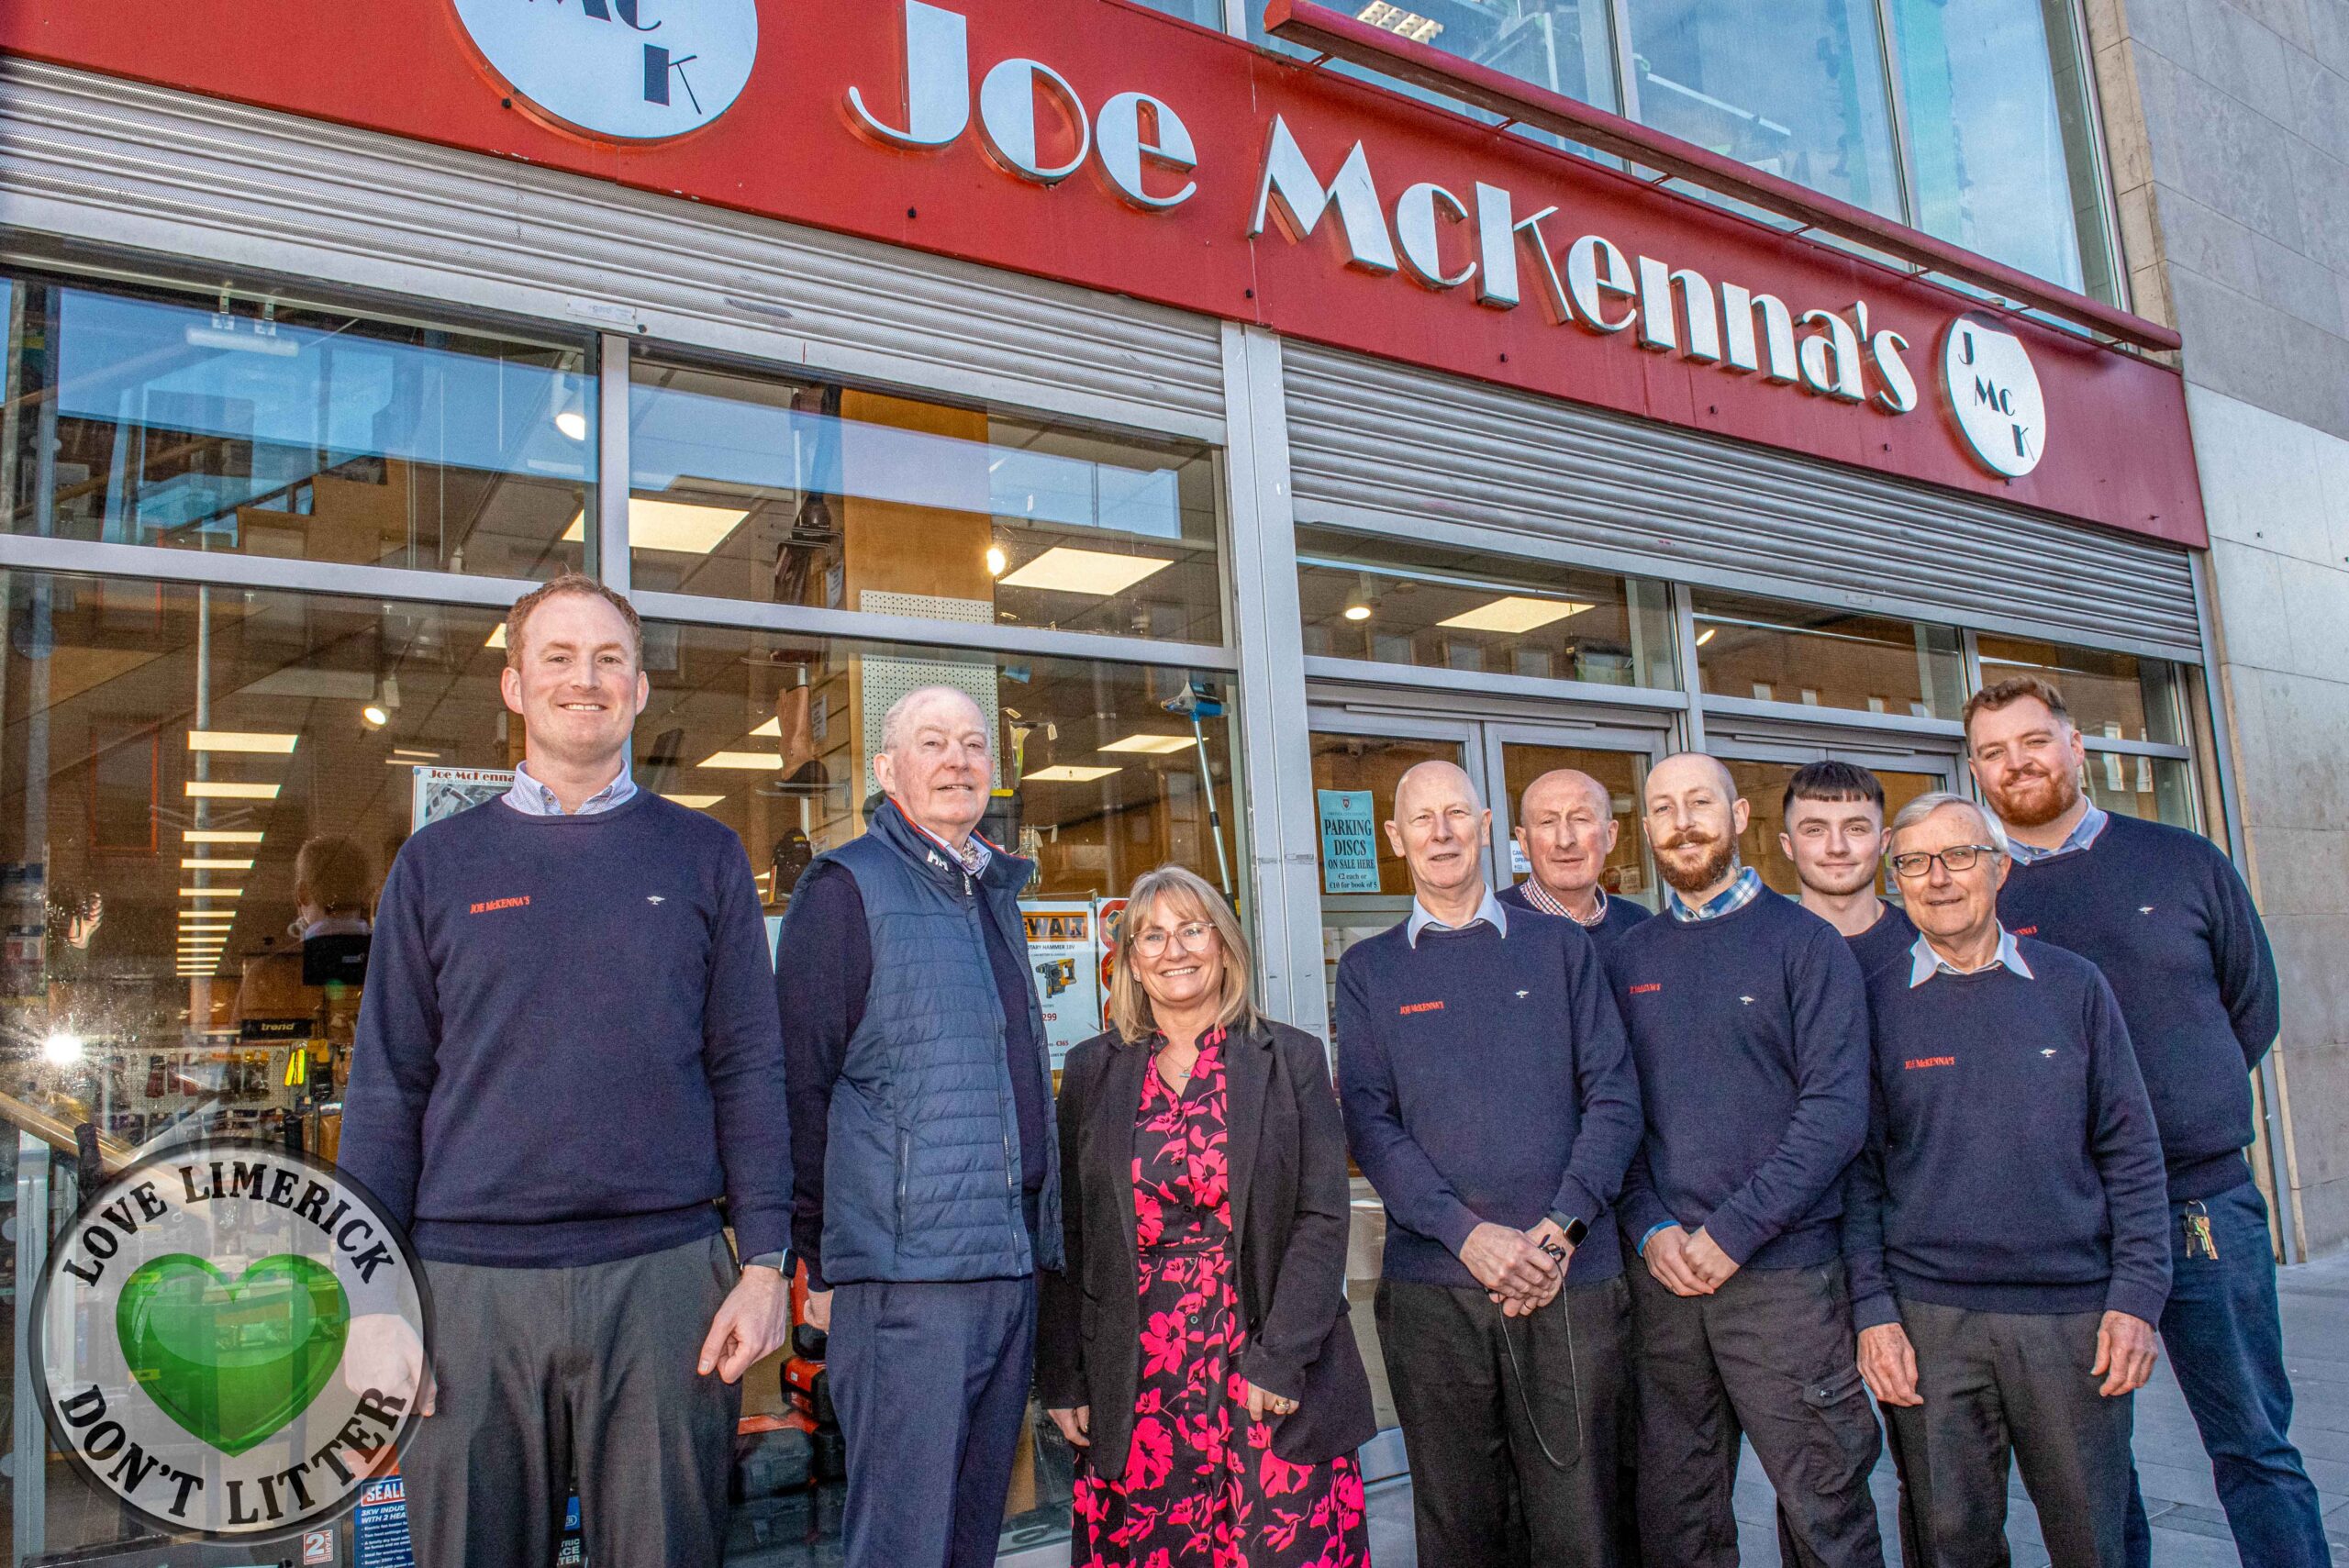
[
  {"xmin": 1336, "ymin": 762, "xmax": 1645, "ymax": 1567},
  {"xmin": 1501, "ymin": 768, "xmax": 1654, "ymax": 956},
  {"xmin": 1610, "ymin": 752, "xmax": 1883, "ymax": 1568},
  {"xmin": 776, "ymin": 685, "xmax": 1061, "ymax": 1568}
]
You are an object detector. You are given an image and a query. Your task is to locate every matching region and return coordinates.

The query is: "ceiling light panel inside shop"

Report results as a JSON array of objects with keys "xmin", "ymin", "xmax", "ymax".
[{"xmin": 620, "ymin": 360, "xmax": 1223, "ymax": 647}]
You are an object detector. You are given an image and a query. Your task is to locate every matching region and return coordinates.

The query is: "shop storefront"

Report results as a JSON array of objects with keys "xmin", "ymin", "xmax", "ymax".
[{"xmin": 0, "ymin": 0, "xmax": 2244, "ymax": 1561}]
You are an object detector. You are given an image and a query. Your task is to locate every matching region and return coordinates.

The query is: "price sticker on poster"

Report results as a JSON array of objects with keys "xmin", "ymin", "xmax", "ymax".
[{"xmin": 1317, "ymin": 790, "xmax": 1381, "ymax": 894}]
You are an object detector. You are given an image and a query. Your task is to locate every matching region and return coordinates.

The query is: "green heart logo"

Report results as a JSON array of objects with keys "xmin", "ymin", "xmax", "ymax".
[{"xmin": 117, "ymin": 1253, "xmax": 350, "ymax": 1457}]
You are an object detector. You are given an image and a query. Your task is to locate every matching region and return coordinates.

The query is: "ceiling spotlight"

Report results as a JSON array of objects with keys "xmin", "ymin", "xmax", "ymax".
[
  {"xmin": 985, "ymin": 545, "xmax": 1008, "ymax": 577},
  {"xmin": 41, "ymin": 1031, "xmax": 83, "ymax": 1068},
  {"xmin": 1696, "ymin": 627, "xmax": 1719, "ymax": 646},
  {"xmin": 362, "ymin": 704, "xmax": 390, "ymax": 728},
  {"xmin": 1342, "ymin": 605, "xmax": 1372, "ymax": 622}
]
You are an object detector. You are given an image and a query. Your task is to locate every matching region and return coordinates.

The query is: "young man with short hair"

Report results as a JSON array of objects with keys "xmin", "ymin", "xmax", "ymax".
[
  {"xmin": 1779, "ymin": 761, "xmax": 1915, "ymax": 981},
  {"xmin": 341, "ymin": 573, "xmax": 792, "ymax": 1568}
]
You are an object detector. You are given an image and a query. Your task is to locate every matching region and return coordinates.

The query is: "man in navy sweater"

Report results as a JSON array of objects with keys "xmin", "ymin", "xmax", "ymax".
[
  {"xmin": 1965, "ymin": 676, "xmax": 2323, "ymax": 1568},
  {"xmin": 1499, "ymin": 766, "xmax": 1654, "ymax": 954},
  {"xmin": 1337, "ymin": 761, "xmax": 1644, "ymax": 1568},
  {"xmin": 777, "ymin": 685, "xmax": 1060, "ymax": 1568},
  {"xmin": 340, "ymin": 575, "xmax": 792, "ymax": 1568},
  {"xmin": 1781, "ymin": 761, "xmax": 1916, "ymax": 983},
  {"xmin": 1612, "ymin": 751, "xmax": 1884, "ymax": 1568},
  {"xmin": 1850, "ymin": 792, "xmax": 2168, "ymax": 1568}
]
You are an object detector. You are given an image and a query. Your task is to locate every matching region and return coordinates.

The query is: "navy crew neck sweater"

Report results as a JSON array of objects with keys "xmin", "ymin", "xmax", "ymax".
[
  {"xmin": 340, "ymin": 793, "xmax": 792, "ymax": 1268},
  {"xmin": 1497, "ymin": 882, "xmax": 1655, "ymax": 958},
  {"xmin": 1609, "ymin": 888, "xmax": 1870, "ymax": 1270},
  {"xmin": 1844, "ymin": 939, "xmax": 2170, "ymax": 1329},
  {"xmin": 1336, "ymin": 912, "xmax": 1642, "ymax": 1291},
  {"xmin": 1845, "ymin": 901, "xmax": 1918, "ymax": 983},
  {"xmin": 1998, "ymin": 812, "xmax": 2281, "ymax": 1200}
]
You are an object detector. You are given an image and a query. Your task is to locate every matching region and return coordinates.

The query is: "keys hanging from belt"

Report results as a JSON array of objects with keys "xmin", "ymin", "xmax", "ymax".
[{"xmin": 2183, "ymin": 1200, "xmax": 2219, "ymax": 1261}]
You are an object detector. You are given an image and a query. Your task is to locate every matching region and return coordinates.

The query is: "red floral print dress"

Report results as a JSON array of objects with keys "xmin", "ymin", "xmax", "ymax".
[{"xmin": 1071, "ymin": 1027, "xmax": 1370, "ymax": 1568}]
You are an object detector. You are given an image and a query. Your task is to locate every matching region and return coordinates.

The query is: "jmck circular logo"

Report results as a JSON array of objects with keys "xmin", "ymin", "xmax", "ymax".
[
  {"xmin": 1942, "ymin": 315, "xmax": 2048, "ymax": 480},
  {"xmin": 32, "ymin": 1142, "xmax": 429, "ymax": 1538},
  {"xmin": 452, "ymin": 0, "xmax": 758, "ymax": 141}
]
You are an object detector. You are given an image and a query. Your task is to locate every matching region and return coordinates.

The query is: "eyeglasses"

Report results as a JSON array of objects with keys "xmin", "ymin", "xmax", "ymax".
[
  {"xmin": 1888, "ymin": 844, "xmax": 2004, "ymax": 880},
  {"xmin": 1134, "ymin": 921, "xmax": 1217, "ymax": 957}
]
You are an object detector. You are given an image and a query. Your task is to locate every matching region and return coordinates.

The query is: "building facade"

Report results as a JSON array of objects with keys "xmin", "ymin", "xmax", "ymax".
[
  {"xmin": 0, "ymin": 0, "xmax": 2314, "ymax": 1560},
  {"xmin": 2085, "ymin": 0, "xmax": 2349, "ymax": 1261}
]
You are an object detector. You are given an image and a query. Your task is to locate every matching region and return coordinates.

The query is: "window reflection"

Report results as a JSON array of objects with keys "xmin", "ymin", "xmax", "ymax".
[
  {"xmin": 1976, "ymin": 635, "xmax": 2185, "ymax": 746},
  {"xmin": 1696, "ymin": 589, "xmax": 1965, "ymax": 718},
  {"xmin": 2085, "ymin": 753, "xmax": 2199, "ymax": 829},
  {"xmin": 640, "ymin": 627, "xmax": 1236, "ymax": 913},
  {"xmin": 1891, "ymin": 0, "xmax": 2115, "ymax": 301},
  {"xmin": 5, "ymin": 273, "xmax": 592, "ymax": 577},
  {"xmin": 1624, "ymin": 0, "xmax": 1902, "ymax": 217},
  {"xmin": 627, "ymin": 361, "xmax": 1223, "ymax": 645},
  {"xmin": 1297, "ymin": 527, "xmax": 1677, "ymax": 686}
]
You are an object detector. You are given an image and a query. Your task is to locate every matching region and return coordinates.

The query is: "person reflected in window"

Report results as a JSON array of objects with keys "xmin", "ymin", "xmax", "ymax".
[
  {"xmin": 1042, "ymin": 865, "xmax": 1374, "ymax": 1568},
  {"xmin": 231, "ymin": 834, "xmax": 374, "ymax": 1027}
]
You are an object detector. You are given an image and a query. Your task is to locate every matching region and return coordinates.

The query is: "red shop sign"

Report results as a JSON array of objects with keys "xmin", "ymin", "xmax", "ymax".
[{"xmin": 0, "ymin": 0, "xmax": 2208, "ymax": 548}]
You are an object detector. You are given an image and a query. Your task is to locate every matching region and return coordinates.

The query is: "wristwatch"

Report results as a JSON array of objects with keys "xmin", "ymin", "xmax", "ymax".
[{"xmin": 1549, "ymin": 1214, "xmax": 1589, "ymax": 1250}]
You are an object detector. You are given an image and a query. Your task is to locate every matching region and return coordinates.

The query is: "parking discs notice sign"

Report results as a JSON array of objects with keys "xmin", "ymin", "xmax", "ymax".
[
  {"xmin": 1316, "ymin": 790, "xmax": 1381, "ymax": 894},
  {"xmin": 32, "ymin": 1140, "xmax": 430, "ymax": 1539}
]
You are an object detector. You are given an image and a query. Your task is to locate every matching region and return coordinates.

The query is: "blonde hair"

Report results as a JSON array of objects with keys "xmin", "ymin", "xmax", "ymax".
[{"xmin": 1109, "ymin": 865, "xmax": 1259, "ymax": 1046}]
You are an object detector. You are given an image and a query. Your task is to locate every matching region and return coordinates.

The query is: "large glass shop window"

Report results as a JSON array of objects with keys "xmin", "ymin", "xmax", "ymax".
[
  {"xmin": 0, "ymin": 566, "xmax": 1234, "ymax": 1557},
  {"xmin": 625, "ymin": 358, "xmax": 1225, "ymax": 648},
  {"xmin": 1621, "ymin": 0, "xmax": 1904, "ymax": 219},
  {"xmin": 1296, "ymin": 526, "xmax": 1680, "ymax": 688},
  {"xmin": 1695, "ymin": 588, "xmax": 1966, "ymax": 719},
  {"xmin": 2, "ymin": 272, "xmax": 592, "ymax": 578},
  {"xmin": 1889, "ymin": 0, "xmax": 2119, "ymax": 301}
]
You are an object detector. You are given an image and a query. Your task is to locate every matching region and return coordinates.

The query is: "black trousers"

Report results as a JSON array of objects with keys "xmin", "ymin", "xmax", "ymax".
[
  {"xmin": 1376, "ymin": 1273, "xmax": 1638, "ymax": 1568},
  {"xmin": 1629, "ymin": 1258, "xmax": 1886, "ymax": 1568},
  {"xmin": 1886, "ymin": 1298, "xmax": 2135, "ymax": 1568}
]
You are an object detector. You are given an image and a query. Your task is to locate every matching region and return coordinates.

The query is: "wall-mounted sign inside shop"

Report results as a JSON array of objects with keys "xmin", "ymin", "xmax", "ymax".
[{"xmin": 0, "ymin": 0, "xmax": 2199, "ymax": 545}]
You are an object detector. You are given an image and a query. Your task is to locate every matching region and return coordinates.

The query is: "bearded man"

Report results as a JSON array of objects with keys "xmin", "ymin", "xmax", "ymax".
[
  {"xmin": 1966, "ymin": 677, "xmax": 2319, "ymax": 1568},
  {"xmin": 1608, "ymin": 751, "xmax": 1885, "ymax": 1568}
]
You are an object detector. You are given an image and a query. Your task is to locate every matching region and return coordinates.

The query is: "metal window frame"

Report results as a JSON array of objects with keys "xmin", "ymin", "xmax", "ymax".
[{"xmin": 1220, "ymin": 323, "xmax": 1328, "ymax": 1036}]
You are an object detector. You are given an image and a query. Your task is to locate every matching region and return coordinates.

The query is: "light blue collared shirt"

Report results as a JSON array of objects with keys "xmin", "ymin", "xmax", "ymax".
[
  {"xmin": 1405, "ymin": 886, "xmax": 1511, "ymax": 948},
  {"xmin": 503, "ymin": 760, "xmax": 638, "ymax": 817},
  {"xmin": 1907, "ymin": 927, "xmax": 2037, "ymax": 987},
  {"xmin": 2005, "ymin": 805, "xmax": 2109, "ymax": 866},
  {"xmin": 1666, "ymin": 864, "xmax": 1763, "ymax": 924}
]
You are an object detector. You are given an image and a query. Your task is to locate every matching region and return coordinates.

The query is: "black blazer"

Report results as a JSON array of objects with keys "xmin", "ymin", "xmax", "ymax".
[{"xmin": 1037, "ymin": 1016, "xmax": 1377, "ymax": 1482}]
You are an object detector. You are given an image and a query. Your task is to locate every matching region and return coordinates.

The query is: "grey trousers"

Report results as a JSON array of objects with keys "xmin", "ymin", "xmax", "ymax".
[
  {"xmin": 1376, "ymin": 1274, "xmax": 1639, "ymax": 1568},
  {"xmin": 403, "ymin": 1233, "xmax": 741, "ymax": 1568},
  {"xmin": 829, "ymin": 1274, "xmax": 1037, "ymax": 1568},
  {"xmin": 1629, "ymin": 1258, "xmax": 1886, "ymax": 1568},
  {"xmin": 1885, "ymin": 1298, "xmax": 2136, "ymax": 1568}
]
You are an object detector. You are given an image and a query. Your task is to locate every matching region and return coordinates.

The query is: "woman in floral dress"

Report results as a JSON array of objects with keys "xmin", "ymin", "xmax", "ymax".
[{"xmin": 1041, "ymin": 866, "xmax": 1377, "ymax": 1568}]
